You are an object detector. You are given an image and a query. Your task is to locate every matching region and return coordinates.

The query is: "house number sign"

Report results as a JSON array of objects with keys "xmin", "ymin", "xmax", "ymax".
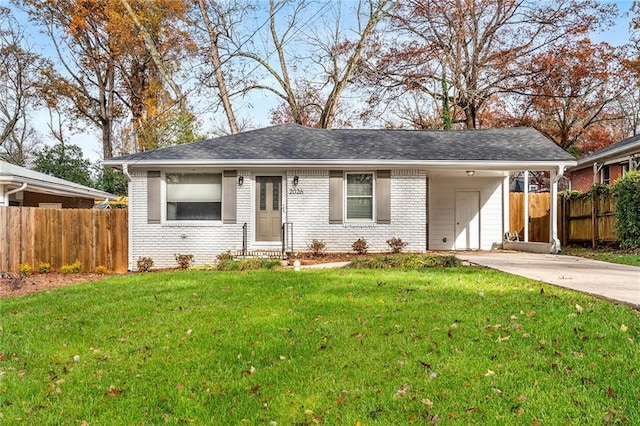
[{"xmin": 289, "ymin": 188, "xmax": 304, "ymax": 195}]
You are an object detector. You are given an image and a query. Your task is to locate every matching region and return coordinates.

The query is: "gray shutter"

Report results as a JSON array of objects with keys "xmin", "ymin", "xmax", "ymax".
[
  {"xmin": 147, "ymin": 171, "xmax": 161, "ymax": 224},
  {"xmin": 329, "ymin": 170, "xmax": 343, "ymax": 224},
  {"xmin": 222, "ymin": 170, "xmax": 237, "ymax": 224},
  {"xmin": 376, "ymin": 170, "xmax": 391, "ymax": 224}
]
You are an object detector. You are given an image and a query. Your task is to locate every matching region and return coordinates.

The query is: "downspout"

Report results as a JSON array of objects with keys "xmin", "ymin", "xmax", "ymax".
[
  {"xmin": 122, "ymin": 163, "xmax": 132, "ymax": 181},
  {"xmin": 3, "ymin": 182, "xmax": 28, "ymax": 206},
  {"xmin": 549, "ymin": 165, "xmax": 565, "ymax": 254},
  {"xmin": 122, "ymin": 163, "xmax": 133, "ymax": 272}
]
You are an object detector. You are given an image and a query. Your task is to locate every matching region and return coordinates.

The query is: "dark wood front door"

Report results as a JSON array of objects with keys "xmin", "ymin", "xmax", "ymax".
[{"xmin": 255, "ymin": 176, "xmax": 282, "ymax": 242}]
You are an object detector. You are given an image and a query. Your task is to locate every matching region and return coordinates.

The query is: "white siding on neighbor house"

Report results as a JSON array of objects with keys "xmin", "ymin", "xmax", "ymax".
[
  {"xmin": 285, "ymin": 169, "xmax": 427, "ymax": 253},
  {"xmin": 128, "ymin": 170, "xmax": 252, "ymax": 270},
  {"xmin": 428, "ymin": 176, "xmax": 505, "ymax": 251}
]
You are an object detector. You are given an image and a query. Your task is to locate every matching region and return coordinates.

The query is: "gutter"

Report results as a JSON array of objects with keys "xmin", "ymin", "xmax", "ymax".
[
  {"xmin": 103, "ymin": 159, "xmax": 577, "ymax": 171},
  {"xmin": 3, "ymin": 182, "xmax": 27, "ymax": 206}
]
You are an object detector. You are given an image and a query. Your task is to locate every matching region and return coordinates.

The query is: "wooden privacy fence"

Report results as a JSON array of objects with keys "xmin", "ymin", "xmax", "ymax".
[
  {"xmin": 559, "ymin": 191, "xmax": 617, "ymax": 247},
  {"xmin": 0, "ymin": 207, "xmax": 128, "ymax": 273},
  {"xmin": 509, "ymin": 193, "xmax": 550, "ymax": 243},
  {"xmin": 510, "ymin": 192, "xmax": 618, "ymax": 247}
]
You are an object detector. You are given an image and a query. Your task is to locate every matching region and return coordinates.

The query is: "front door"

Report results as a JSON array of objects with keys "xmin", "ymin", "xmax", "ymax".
[
  {"xmin": 455, "ymin": 191, "xmax": 480, "ymax": 250},
  {"xmin": 255, "ymin": 176, "xmax": 282, "ymax": 242}
]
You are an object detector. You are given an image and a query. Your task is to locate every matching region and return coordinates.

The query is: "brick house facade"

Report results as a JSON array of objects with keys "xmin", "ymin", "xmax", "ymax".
[{"xmin": 568, "ymin": 134, "xmax": 640, "ymax": 192}]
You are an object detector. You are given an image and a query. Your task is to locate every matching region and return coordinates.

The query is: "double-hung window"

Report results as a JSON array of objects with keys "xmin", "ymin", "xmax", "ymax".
[
  {"xmin": 346, "ymin": 172, "xmax": 374, "ymax": 221},
  {"xmin": 600, "ymin": 166, "xmax": 610, "ymax": 185},
  {"xmin": 166, "ymin": 173, "xmax": 222, "ymax": 221}
]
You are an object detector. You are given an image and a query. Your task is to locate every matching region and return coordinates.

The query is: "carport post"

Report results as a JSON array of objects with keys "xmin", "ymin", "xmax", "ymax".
[
  {"xmin": 549, "ymin": 166, "xmax": 564, "ymax": 254},
  {"xmin": 523, "ymin": 171, "xmax": 529, "ymax": 242}
]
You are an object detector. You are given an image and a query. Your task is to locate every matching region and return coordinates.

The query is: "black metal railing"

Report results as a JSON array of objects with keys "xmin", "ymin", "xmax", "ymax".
[{"xmin": 242, "ymin": 222, "xmax": 247, "ymax": 257}]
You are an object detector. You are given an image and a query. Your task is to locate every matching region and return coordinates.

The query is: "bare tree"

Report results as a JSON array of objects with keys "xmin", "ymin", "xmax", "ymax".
[
  {"xmin": 366, "ymin": 0, "xmax": 618, "ymax": 129},
  {"xmin": 0, "ymin": 6, "xmax": 42, "ymax": 165},
  {"xmin": 239, "ymin": 0, "xmax": 390, "ymax": 128}
]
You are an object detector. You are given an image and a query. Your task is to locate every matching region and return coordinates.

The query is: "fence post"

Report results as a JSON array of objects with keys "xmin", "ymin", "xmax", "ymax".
[{"xmin": 592, "ymin": 190, "xmax": 598, "ymax": 249}]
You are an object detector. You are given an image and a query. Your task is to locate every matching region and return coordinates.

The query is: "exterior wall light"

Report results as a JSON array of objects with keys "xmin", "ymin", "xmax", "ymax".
[
  {"xmin": 293, "ymin": 175, "xmax": 299, "ymax": 186},
  {"xmin": 238, "ymin": 175, "xmax": 244, "ymax": 186},
  {"xmin": 466, "ymin": 171, "xmax": 475, "ymax": 177}
]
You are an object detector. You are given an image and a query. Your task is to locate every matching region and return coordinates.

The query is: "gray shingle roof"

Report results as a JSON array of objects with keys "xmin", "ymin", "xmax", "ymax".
[
  {"xmin": 107, "ymin": 124, "xmax": 575, "ymax": 163},
  {"xmin": 575, "ymin": 133, "xmax": 640, "ymax": 168}
]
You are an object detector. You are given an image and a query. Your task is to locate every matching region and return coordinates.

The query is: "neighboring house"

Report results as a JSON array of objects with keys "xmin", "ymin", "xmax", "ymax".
[
  {"xmin": 568, "ymin": 133, "xmax": 640, "ymax": 192},
  {"xmin": 104, "ymin": 124, "xmax": 576, "ymax": 270},
  {"xmin": 0, "ymin": 160, "xmax": 117, "ymax": 208}
]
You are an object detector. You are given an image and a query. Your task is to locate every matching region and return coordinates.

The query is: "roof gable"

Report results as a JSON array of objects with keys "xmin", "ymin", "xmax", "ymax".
[{"xmin": 106, "ymin": 124, "xmax": 575, "ymax": 164}]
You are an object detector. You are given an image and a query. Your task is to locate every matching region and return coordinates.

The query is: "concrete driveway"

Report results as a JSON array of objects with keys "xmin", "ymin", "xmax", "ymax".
[{"xmin": 456, "ymin": 251, "xmax": 640, "ymax": 308}]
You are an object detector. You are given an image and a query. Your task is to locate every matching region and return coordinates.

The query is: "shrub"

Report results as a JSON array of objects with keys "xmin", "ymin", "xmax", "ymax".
[
  {"xmin": 216, "ymin": 251, "xmax": 235, "ymax": 262},
  {"xmin": 612, "ymin": 171, "xmax": 640, "ymax": 249},
  {"xmin": 386, "ymin": 237, "xmax": 408, "ymax": 253},
  {"xmin": 216, "ymin": 259, "xmax": 281, "ymax": 271},
  {"xmin": 61, "ymin": 260, "xmax": 82, "ymax": 274},
  {"xmin": 137, "ymin": 257, "xmax": 154, "ymax": 273},
  {"xmin": 96, "ymin": 265, "xmax": 108, "ymax": 275},
  {"xmin": 352, "ymin": 238, "xmax": 369, "ymax": 255},
  {"xmin": 38, "ymin": 262, "xmax": 51, "ymax": 274},
  {"xmin": 347, "ymin": 254, "xmax": 461, "ymax": 269},
  {"xmin": 19, "ymin": 263, "xmax": 32, "ymax": 277},
  {"xmin": 175, "ymin": 254, "xmax": 194, "ymax": 270},
  {"xmin": 308, "ymin": 239, "xmax": 326, "ymax": 256}
]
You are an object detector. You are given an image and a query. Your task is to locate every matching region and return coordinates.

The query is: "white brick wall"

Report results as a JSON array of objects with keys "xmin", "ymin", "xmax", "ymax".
[
  {"xmin": 128, "ymin": 168, "xmax": 506, "ymax": 269},
  {"xmin": 428, "ymin": 176, "xmax": 505, "ymax": 250},
  {"xmin": 285, "ymin": 169, "xmax": 427, "ymax": 253},
  {"xmin": 128, "ymin": 169, "xmax": 252, "ymax": 270}
]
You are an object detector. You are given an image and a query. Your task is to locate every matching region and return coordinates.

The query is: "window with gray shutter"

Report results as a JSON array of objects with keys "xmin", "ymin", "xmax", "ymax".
[
  {"xmin": 329, "ymin": 170, "xmax": 343, "ymax": 223},
  {"xmin": 147, "ymin": 171, "xmax": 161, "ymax": 224},
  {"xmin": 222, "ymin": 170, "xmax": 237, "ymax": 224},
  {"xmin": 376, "ymin": 170, "xmax": 391, "ymax": 224}
]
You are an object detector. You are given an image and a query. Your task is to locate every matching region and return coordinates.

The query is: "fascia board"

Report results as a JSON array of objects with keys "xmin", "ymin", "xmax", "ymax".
[
  {"xmin": 106, "ymin": 159, "xmax": 576, "ymax": 171},
  {"xmin": 1, "ymin": 176, "xmax": 115, "ymax": 199}
]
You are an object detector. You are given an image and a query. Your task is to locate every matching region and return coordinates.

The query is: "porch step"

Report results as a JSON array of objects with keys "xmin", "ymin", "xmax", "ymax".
[{"xmin": 233, "ymin": 250, "xmax": 286, "ymax": 259}]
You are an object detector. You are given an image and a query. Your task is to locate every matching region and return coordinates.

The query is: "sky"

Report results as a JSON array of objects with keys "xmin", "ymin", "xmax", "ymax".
[{"xmin": 3, "ymin": 0, "xmax": 638, "ymax": 163}]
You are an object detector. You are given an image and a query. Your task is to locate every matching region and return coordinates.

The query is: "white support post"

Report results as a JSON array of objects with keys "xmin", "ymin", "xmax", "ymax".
[
  {"xmin": 549, "ymin": 166, "xmax": 564, "ymax": 254},
  {"xmin": 523, "ymin": 171, "xmax": 529, "ymax": 242},
  {"xmin": 503, "ymin": 175, "xmax": 510, "ymax": 243}
]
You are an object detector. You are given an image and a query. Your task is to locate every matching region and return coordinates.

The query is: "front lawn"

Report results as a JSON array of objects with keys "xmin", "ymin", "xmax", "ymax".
[
  {"xmin": 563, "ymin": 246, "xmax": 640, "ymax": 267},
  {"xmin": 1, "ymin": 268, "xmax": 638, "ymax": 424}
]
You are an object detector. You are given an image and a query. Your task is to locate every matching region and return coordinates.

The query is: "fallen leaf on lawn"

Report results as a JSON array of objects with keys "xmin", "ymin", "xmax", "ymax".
[
  {"xmin": 18, "ymin": 370, "xmax": 25, "ymax": 377},
  {"xmin": 496, "ymin": 335, "xmax": 511, "ymax": 343},
  {"xmin": 515, "ymin": 395, "xmax": 527, "ymax": 402},
  {"xmin": 249, "ymin": 385, "xmax": 261, "ymax": 394},
  {"xmin": 510, "ymin": 315, "xmax": 518, "ymax": 320},
  {"xmin": 429, "ymin": 372, "xmax": 438, "ymax": 379},
  {"xmin": 243, "ymin": 366, "xmax": 257, "ymax": 376},
  {"xmin": 397, "ymin": 360, "xmax": 405, "ymax": 366},
  {"xmin": 606, "ymin": 386, "xmax": 616, "ymax": 399},
  {"xmin": 312, "ymin": 416, "xmax": 322, "ymax": 423},
  {"xmin": 511, "ymin": 323, "xmax": 523, "ymax": 330},
  {"xmin": 620, "ymin": 324, "xmax": 628, "ymax": 332},
  {"xmin": 450, "ymin": 323, "xmax": 458, "ymax": 329},
  {"xmin": 526, "ymin": 311, "xmax": 536, "ymax": 317},
  {"xmin": 55, "ymin": 387, "xmax": 62, "ymax": 393},
  {"xmin": 485, "ymin": 370, "xmax": 495, "ymax": 377},
  {"xmin": 279, "ymin": 355, "xmax": 286, "ymax": 360},
  {"xmin": 186, "ymin": 329, "xmax": 193, "ymax": 335},
  {"xmin": 177, "ymin": 383, "xmax": 184, "ymax": 391},
  {"xmin": 104, "ymin": 385, "xmax": 123, "ymax": 397},
  {"xmin": 491, "ymin": 388, "xmax": 503, "ymax": 395},
  {"xmin": 422, "ymin": 398, "xmax": 434, "ymax": 408},
  {"xmin": 304, "ymin": 409, "xmax": 314, "ymax": 415},
  {"xmin": 575, "ymin": 304, "xmax": 583, "ymax": 313},
  {"xmin": 0, "ymin": 353, "xmax": 7, "ymax": 361},
  {"xmin": 395, "ymin": 383, "xmax": 410, "ymax": 397},
  {"xmin": 81, "ymin": 421, "xmax": 90, "ymax": 426}
]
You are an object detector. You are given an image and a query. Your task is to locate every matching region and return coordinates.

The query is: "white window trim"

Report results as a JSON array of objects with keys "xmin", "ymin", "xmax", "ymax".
[
  {"xmin": 344, "ymin": 171, "xmax": 376, "ymax": 223},
  {"xmin": 161, "ymin": 171, "xmax": 224, "ymax": 225}
]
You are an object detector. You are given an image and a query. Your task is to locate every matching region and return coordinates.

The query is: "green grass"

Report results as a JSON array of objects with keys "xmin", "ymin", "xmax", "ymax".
[
  {"xmin": 563, "ymin": 246, "xmax": 640, "ymax": 267},
  {"xmin": 1, "ymin": 268, "xmax": 639, "ymax": 425}
]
